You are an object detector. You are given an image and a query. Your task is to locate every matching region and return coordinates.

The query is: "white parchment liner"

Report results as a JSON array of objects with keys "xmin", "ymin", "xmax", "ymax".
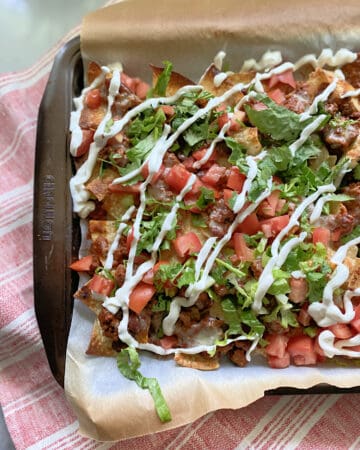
[{"xmin": 66, "ymin": 0, "xmax": 360, "ymax": 441}]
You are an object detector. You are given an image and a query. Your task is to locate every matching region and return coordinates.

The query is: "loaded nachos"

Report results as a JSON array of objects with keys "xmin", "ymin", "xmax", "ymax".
[{"xmin": 69, "ymin": 49, "xmax": 360, "ymax": 411}]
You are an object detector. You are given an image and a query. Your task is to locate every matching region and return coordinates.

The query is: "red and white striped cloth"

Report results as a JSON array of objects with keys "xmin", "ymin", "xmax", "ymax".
[{"xmin": 1, "ymin": 13, "xmax": 360, "ymax": 450}]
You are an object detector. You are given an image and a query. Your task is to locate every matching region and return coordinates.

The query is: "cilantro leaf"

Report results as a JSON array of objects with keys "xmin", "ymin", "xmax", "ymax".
[
  {"xmin": 117, "ymin": 348, "xmax": 172, "ymax": 423},
  {"xmin": 196, "ymin": 187, "xmax": 215, "ymax": 209}
]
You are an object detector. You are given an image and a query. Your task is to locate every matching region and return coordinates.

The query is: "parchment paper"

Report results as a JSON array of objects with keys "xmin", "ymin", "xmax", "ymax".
[{"xmin": 66, "ymin": 0, "xmax": 360, "ymax": 441}]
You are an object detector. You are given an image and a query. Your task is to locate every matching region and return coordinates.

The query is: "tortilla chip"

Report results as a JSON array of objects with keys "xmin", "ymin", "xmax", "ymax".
[
  {"xmin": 174, "ymin": 352, "xmax": 219, "ymax": 370},
  {"xmin": 74, "ymin": 285, "xmax": 104, "ymax": 315},
  {"xmin": 151, "ymin": 65, "xmax": 195, "ymax": 96},
  {"xmin": 86, "ymin": 319, "xmax": 117, "ymax": 356},
  {"xmin": 87, "ymin": 61, "xmax": 103, "ymax": 84},
  {"xmin": 198, "ymin": 63, "xmax": 247, "ymax": 105},
  {"xmin": 80, "ymin": 104, "xmax": 107, "ymax": 130},
  {"xmin": 88, "ymin": 220, "xmax": 117, "ymax": 243},
  {"xmin": 86, "ymin": 174, "xmax": 115, "ymax": 202},
  {"xmin": 231, "ymin": 126, "xmax": 262, "ymax": 155}
]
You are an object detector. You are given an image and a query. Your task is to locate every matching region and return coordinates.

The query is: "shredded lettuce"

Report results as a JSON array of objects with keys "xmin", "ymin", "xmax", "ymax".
[
  {"xmin": 117, "ymin": 348, "xmax": 172, "ymax": 423},
  {"xmin": 150, "ymin": 61, "xmax": 173, "ymax": 97},
  {"xmin": 244, "ymin": 93, "xmax": 314, "ymax": 142}
]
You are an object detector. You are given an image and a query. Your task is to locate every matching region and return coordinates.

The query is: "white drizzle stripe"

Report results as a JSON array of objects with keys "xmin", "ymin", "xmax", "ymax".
[
  {"xmin": 300, "ymin": 79, "xmax": 338, "ymax": 122},
  {"xmin": 272, "ymin": 184, "xmax": 335, "ymax": 256},
  {"xmin": 252, "ymin": 233, "xmax": 307, "ymax": 313},
  {"xmin": 103, "ymin": 206, "xmax": 135, "ymax": 270},
  {"xmin": 105, "ymin": 85, "xmax": 203, "ymax": 139},
  {"xmin": 289, "ymin": 114, "xmax": 327, "ymax": 156},
  {"xmin": 151, "ymin": 174, "xmax": 196, "ymax": 252},
  {"xmin": 310, "ymin": 194, "xmax": 336, "ymax": 223},
  {"xmin": 193, "ymin": 123, "xmax": 230, "ymax": 169},
  {"xmin": 318, "ymin": 330, "xmax": 360, "ymax": 357},
  {"xmin": 70, "ymin": 69, "xmax": 121, "ymax": 218},
  {"xmin": 308, "ymin": 237, "xmax": 360, "ymax": 327},
  {"xmin": 161, "ymin": 180, "xmax": 273, "ymax": 337},
  {"xmin": 69, "ymin": 72, "xmax": 106, "ymax": 157},
  {"xmin": 341, "ymin": 88, "xmax": 360, "ymax": 99},
  {"xmin": 252, "ymin": 184, "xmax": 335, "ymax": 313}
]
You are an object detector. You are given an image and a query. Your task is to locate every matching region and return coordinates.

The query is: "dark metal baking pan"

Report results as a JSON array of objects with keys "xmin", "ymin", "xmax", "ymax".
[{"xmin": 33, "ymin": 37, "xmax": 360, "ymax": 394}]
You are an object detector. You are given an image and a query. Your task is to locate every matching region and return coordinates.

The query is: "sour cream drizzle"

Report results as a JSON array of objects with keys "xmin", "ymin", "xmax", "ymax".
[
  {"xmin": 163, "ymin": 179, "xmax": 273, "ymax": 336},
  {"xmin": 104, "ymin": 206, "xmax": 135, "ymax": 270},
  {"xmin": 69, "ymin": 70, "xmax": 106, "ymax": 157},
  {"xmin": 308, "ymin": 236, "xmax": 360, "ymax": 327},
  {"xmin": 73, "ymin": 48, "xmax": 360, "ymax": 358},
  {"xmin": 341, "ymin": 88, "xmax": 360, "ymax": 99},
  {"xmin": 252, "ymin": 184, "xmax": 336, "ymax": 313},
  {"xmin": 70, "ymin": 68, "xmax": 121, "ymax": 218}
]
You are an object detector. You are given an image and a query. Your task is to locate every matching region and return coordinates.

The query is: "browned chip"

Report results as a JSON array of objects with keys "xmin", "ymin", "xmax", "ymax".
[
  {"xmin": 174, "ymin": 352, "xmax": 219, "ymax": 370},
  {"xmin": 102, "ymin": 192, "xmax": 135, "ymax": 219},
  {"xmin": 342, "ymin": 54, "xmax": 360, "ymax": 89},
  {"xmin": 231, "ymin": 127, "xmax": 262, "ymax": 155},
  {"xmin": 87, "ymin": 61, "xmax": 103, "ymax": 84},
  {"xmin": 86, "ymin": 174, "xmax": 115, "ymax": 202},
  {"xmin": 345, "ymin": 256, "xmax": 360, "ymax": 290},
  {"xmin": 199, "ymin": 63, "xmax": 254, "ymax": 106},
  {"xmin": 86, "ymin": 319, "xmax": 117, "ymax": 356},
  {"xmin": 151, "ymin": 65, "xmax": 195, "ymax": 96},
  {"xmin": 80, "ymin": 105, "xmax": 107, "ymax": 130},
  {"xmin": 74, "ymin": 285, "xmax": 103, "ymax": 315}
]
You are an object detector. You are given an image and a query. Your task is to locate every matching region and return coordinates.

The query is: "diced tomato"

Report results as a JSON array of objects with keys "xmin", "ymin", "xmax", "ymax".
[
  {"xmin": 126, "ymin": 227, "xmax": 134, "ymax": 252},
  {"xmin": 173, "ymin": 232, "xmax": 202, "ymax": 258},
  {"xmin": 233, "ymin": 233, "xmax": 254, "ymax": 262},
  {"xmin": 223, "ymin": 188, "xmax": 235, "ymax": 208},
  {"xmin": 275, "ymin": 199, "xmax": 286, "ymax": 213},
  {"xmin": 70, "ymin": 255, "xmax": 93, "ymax": 272},
  {"xmin": 267, "ymin": 88, "xmax": 286, "ymax": 105},
  {"xmin": 287, "ymin": 335, "xmax": 317, "ymax": 365},
  {"xmin": 312, "ymin": 227, "xmax": 331, "ymax": 246},
  {"xmin": 182, "ymin": 156, "xmax": 195, "ymax": 171},
  {"xmin": 108, "ymin": 182, "xmax": 142, "ymax": 194},
  {"xmin": 268, "ymin": 69, "xmax": 296, "ymax": 90},
  {"xmin": 160, "ymin": 335, "xmax": 178, "ymax": 349},
  {"xmin": 141, "ymin": 163, "xmax": 164, "ymax": 184},
  {"xmin": 192, "ymin": 146, "xmax": 218, "ymax": 162},
  {"xmin": 236, "ymin": 213, "xmax": 261, "ymax": 235},
  {"xmin": 265, "ymin": 334, "xmax": 289, "ymax": 358},
  {"xmin": 85, "ymin": 89, "xmax": 102, "ymax": 109},
  {"xmin": 328, "ymin": 323, "xmax": 354, "ymax": 339},
  {"xmin": 227, "ymin": 166, "xmax": 246, "ymax": 192},
  {"xmin": 88, "ymin": 274, "xmax": 114, "ymax": 296},
  {"xmin": 160, "ymin": 105, "xmax": 175, "ymax": 116},
  {"xmin": 75, "ymin": 129, "xmax": 94, "ymax": 157},
  {"xmin": 121, "ymin": 73, "xmax": 136, "ymax": 92},
  {"xmin": 129, "ymin": 282, "xmax": 156, "ymax": 314},
  {"xmin": 314, "ymin": 337, "xmax": 325, "ymax": 359},
  {"xmin": 164, "ymin": 164, "xmax": 192, "ymax": 193},
  {"xmin": 267, "ymin": 352, "xmax": 290, "ymax": 369},
  {"xmin": 289, "ymin": 277, "xmax": 308, "ymax": 304},
  {"xmin": 217, "ymin": 111, "xmax": 245, "ymax": 132},
  {"xmin": 258, "ymin": 191, "xmax": 281, "ymax": 218},
  {"xmin": 293, "ymin": 353, "xmax": 317, "ymax": 366},
  {"xmin": 260, "ymin": 215, "xmax": 290, "ymax": 238},
  {"xmin": 135, "ymin": 80, "xmax": 150, "ymax": 99},
  {"xmin": 201, "ymin": 164, "xmax": 227, "ymax": 187},
  {"xmin": 142, "ymin": 260, "xmax": 169, "ymax": 285},
  {"xmin": 350, "ymin": 305, "xmax": 360, "ymax": 333}
]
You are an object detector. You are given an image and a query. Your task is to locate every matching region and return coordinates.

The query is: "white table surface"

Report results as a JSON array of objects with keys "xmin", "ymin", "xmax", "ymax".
[{"xmin": 0, "ymin": 0, "xmax": 105, "ymax": 72}]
